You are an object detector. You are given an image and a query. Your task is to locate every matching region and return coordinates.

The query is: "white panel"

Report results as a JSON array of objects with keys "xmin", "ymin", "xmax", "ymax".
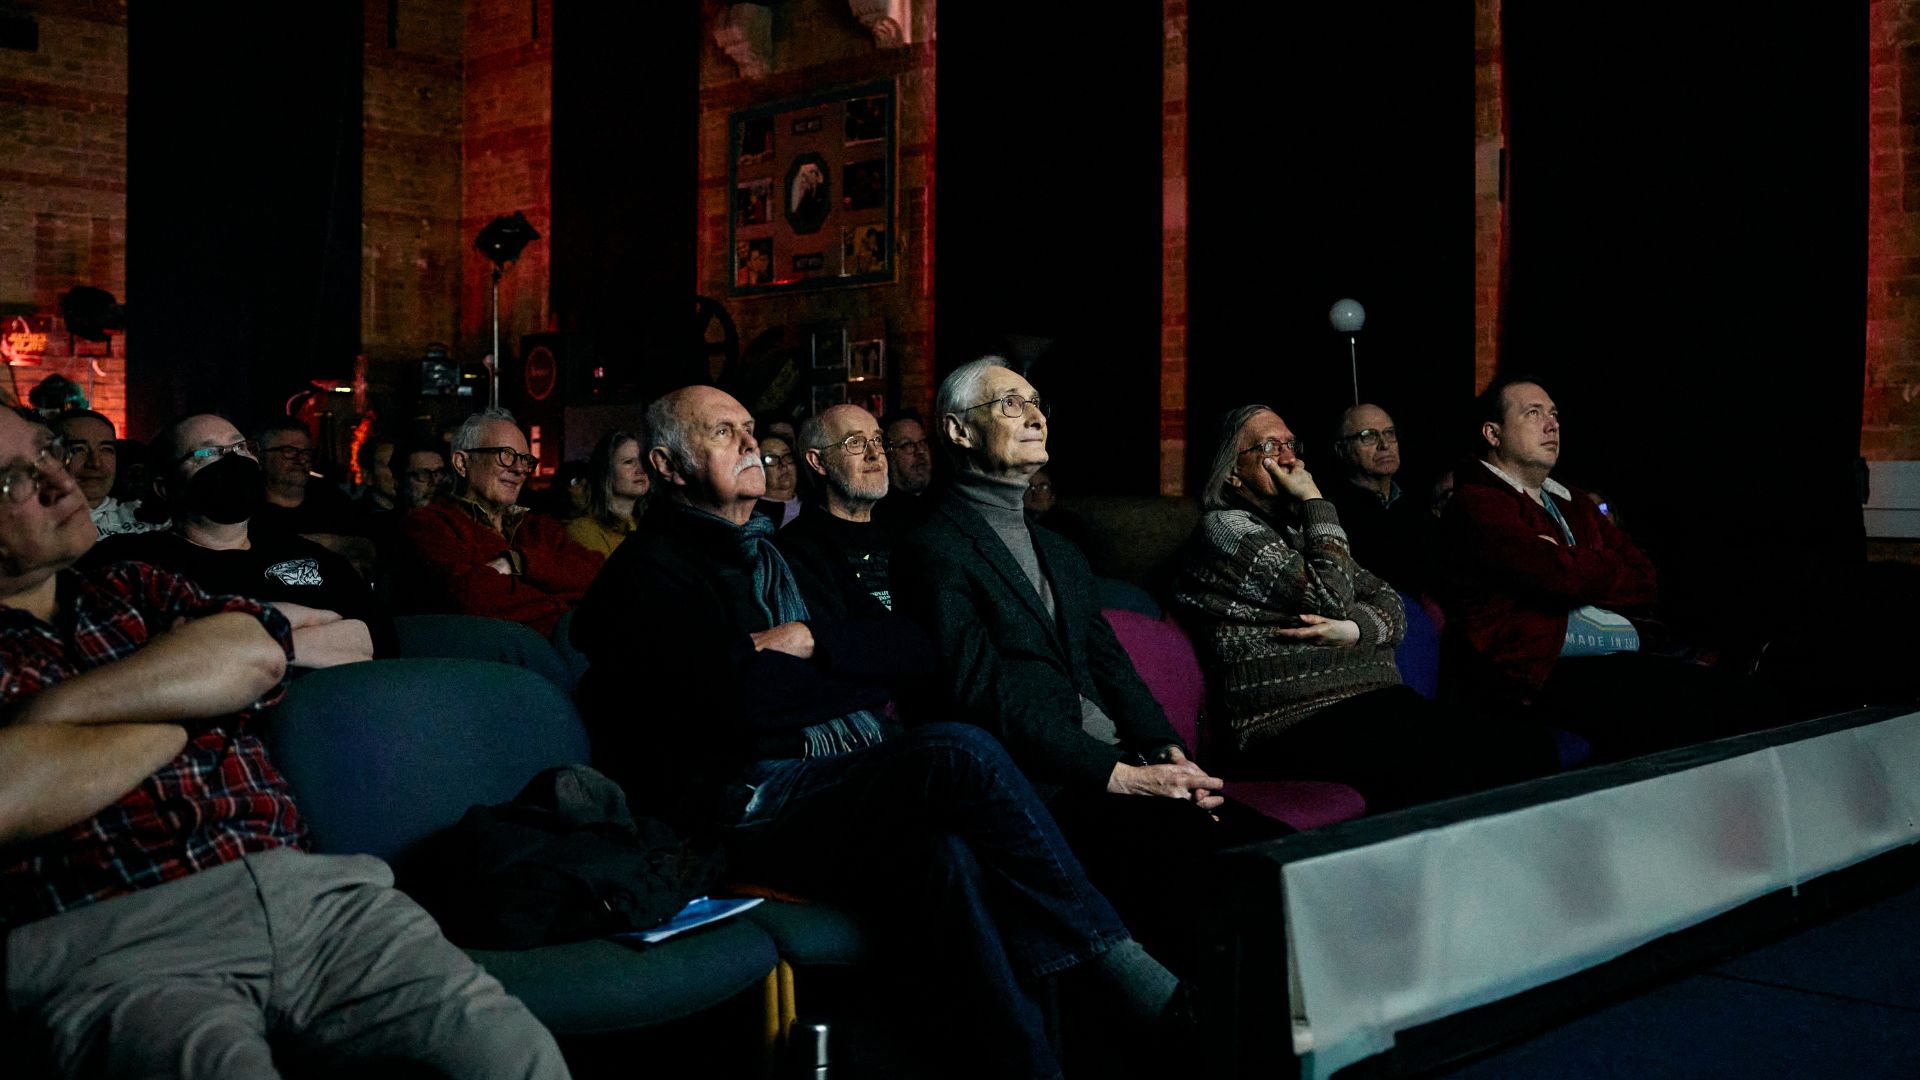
[{"xmin": 1283, "ymin": 711, "xmax": 1920, "ymax": 1079}]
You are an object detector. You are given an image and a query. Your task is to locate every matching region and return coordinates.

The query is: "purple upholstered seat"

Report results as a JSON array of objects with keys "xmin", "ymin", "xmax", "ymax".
[{"xmin": 1103, "ymin": 608, "xmax": 1367, "ymax": 831}]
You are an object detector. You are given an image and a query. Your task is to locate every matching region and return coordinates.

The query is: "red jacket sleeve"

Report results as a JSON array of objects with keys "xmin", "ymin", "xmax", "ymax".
[
  {"xmin": 1447, "ymin": 482, "xmax": 1658, "ymax": 615},
  {"xmin": 401, "ymin": 505, "xmax": 595, "ymax": 637}
]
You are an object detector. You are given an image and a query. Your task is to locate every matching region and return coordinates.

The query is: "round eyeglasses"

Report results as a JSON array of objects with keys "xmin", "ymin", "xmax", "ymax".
[
  {"xmin": 1239, "ymin": 437, "xmax": 1301, "ymax": 458},
  {"xmin": 1339, "ymin": 427, "xmax": 1398, "ymax": 450},
  {"xmin": 0, "ymin": 441, "xmax": 71, "ymax": 504},
  {"xmin": 465, "ymin": 446, "xmax": 539, "ymax": 472},
  {"xmin": 820, "ymin": 433, "xmax": 887, "ymax": 456},
  {"xmin": 967, "ymin": 393, "xmax": 1049, "ymax": 420}
]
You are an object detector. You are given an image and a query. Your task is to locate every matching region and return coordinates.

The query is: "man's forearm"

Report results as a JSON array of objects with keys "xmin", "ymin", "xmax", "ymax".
[
  {"xmin": 0, "ymin": 722, "xmax": 187, "ymax": 845},
  {"xmin": 11, "ymin": 612, "xmax": 287, "ymax": 727},
  {"xmin": 290, "ymin": 619, "xmax": 374, "ymax": 668}
]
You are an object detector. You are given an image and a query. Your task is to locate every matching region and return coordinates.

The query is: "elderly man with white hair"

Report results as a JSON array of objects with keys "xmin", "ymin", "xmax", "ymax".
[
  {"xmin": 570, "ymin": 384, "xmax": 1194, "ymax": 1080},
  {"xmin": 892, "ymin": 358, "xmax": 1286, "ymax": 978},
  {"xmin": 397, "ymin": 406, "xmax": 602, "ymax": 636}
]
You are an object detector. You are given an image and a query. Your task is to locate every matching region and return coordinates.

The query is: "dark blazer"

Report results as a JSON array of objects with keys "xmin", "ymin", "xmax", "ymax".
[{"xmin": 892, "ymin": 494, "xmax": 1183, "ymax": 794}]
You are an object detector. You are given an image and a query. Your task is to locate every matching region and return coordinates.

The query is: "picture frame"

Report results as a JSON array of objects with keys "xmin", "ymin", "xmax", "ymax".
[{"xmin": 730, "ymin": 81, "xmax": 895, "ymax": 295}]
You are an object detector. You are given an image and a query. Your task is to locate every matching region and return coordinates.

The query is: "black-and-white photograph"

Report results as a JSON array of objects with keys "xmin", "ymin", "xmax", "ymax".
[
  {"xmin": 843, "ymin": 159, "xmax": 886, "ymax": 211},
  {"xmin": 845, "ymin": 94, "xmax": 886, "ymax": 144}
]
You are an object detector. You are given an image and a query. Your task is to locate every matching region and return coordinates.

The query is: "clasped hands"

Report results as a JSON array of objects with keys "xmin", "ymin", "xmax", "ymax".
[{"xmin": 1108, "ymin": 746, "xmax": 1225, "ymax": 811}]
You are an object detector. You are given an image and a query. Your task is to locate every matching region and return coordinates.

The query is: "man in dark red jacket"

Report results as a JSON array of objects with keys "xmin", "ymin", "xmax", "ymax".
[
  {"xmin": 399, "ymin": 407, "xmax": 602, "ymax": 637},
  {"xmin": 1439, "ymin": 376, "xmax": 1768, "ymax": 760}
]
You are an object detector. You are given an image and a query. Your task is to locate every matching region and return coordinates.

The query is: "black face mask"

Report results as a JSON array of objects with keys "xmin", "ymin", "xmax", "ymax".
[{"xmin": 181, "ymin": 453, "xmax": 264, "ymax": 525}]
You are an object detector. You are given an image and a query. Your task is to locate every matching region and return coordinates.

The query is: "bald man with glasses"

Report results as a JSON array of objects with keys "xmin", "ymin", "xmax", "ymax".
[{"xmin": 1325, "ymin": 402, "xmax": 1436, "ymax": 595}]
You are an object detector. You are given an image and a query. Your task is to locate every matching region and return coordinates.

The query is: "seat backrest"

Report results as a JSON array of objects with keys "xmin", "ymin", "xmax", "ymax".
[
  {"xmin": 260, "ymin": 658, "xmax": 592, "ymax": 864},
  {"xmin": 1103, "ymin": 607, "xmax": 1205, "ymax": 748},
  {"xmin": 393, "ymin": 613, "xmax": 574, "ymax": 692},
  {"xmin": 1395, "ymin": 590, "xmax": 1441, "ymax": 700}
]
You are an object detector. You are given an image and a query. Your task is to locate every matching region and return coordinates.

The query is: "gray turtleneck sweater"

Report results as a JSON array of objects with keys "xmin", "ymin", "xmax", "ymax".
[{"xmin": 951, "ymin": 471, "xmax": 1121, "ymax": 747}]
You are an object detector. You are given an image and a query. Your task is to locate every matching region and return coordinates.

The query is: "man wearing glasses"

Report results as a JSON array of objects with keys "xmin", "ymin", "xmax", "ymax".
[
  {"xmin": 397, "ymin": 406, "xmax": 602, "ymax": 638},
  {"xmin": 873, "ymin": 410, "xmax": 936, "ymax": 532},
  {"xmin": 0, "ymin": 406, "xmax": 569, "ymax": 1078},
  {"xmin": 250, "ymin": 420, "xmax": 365, "ymax": 555},
  {"xmin": 776, "ymin": 403, "xmax": 897, "ymax": 610},
  {"xmin": 89, "ymin": 413, "xmax": 388, "ymax": 667},
  {"xmin": 1325, "ymin": 402, "xmax": 1435, "ymax": 595},
  {"xmin": 893, "ymin": 358, "xmax": 1283, "ymax": 981}
]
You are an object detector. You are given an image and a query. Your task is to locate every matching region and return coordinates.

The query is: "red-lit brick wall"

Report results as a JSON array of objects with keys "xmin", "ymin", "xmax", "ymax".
[
  {"xmin": 1473, "ymin": 0, "xmax": 1503, "ymax": 394},
  {"xmin": 1868, "ymin": 0, "xmax": 1920, "ymax": 460},
  {"xmin": 362, "ymin": 0, "xmax": 463, "ymax": 394},
  {"xmin": 462, "ymin": 0, "xmax": 551, "ymax": 365},
  {"xmin": 697, "ymin": 0, "xmax": 936, "ymax": 417},
  {"xmin": 0, "ymin": 0, "xmax": 127, "ymax": 433},
  {"xmin": 1161, "ymin": 1, "xmax": 1188, "ymax": 495}
]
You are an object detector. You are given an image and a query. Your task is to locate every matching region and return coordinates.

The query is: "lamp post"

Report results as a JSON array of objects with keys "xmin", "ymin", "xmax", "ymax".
[
  {"xmin": 473, "ymin": 212, "xmax": 541, "ymax": 408},
  {"xmin": 1329, "ymin": 298, "xmax": 1366, "ymax": 405}
]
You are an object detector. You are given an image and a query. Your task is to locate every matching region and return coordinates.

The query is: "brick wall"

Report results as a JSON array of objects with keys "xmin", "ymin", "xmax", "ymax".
[
  {"xmin": 1868, "ymin": 0, "xmax": 1920, "ymax": 460},
  {"xmin": 697, "ymin": 0, "xmax": 937, "ymax": 417},
  {"xmin": 1473, "ymin": 0, "xmax": 1502, "ymax": 394},
  {"xmin": 1161, "ymin": 1, "xmax": 1188, "ymax": 495},
  {"xmin": 362, "ymin": 0, "xmax": 464, "ymax": 399},
  {"xmin": 0, "ymin": 0, "xmax": 127, "ymax": 432},
  {"xmin": 462, "ymin": 0, "xmax": 551, "ymax": 367}
]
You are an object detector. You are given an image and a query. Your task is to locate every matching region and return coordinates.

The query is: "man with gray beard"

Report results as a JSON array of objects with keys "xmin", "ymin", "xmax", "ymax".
[{"xmin": 777, "ymin": 403, "xmax": 896, "ymax": 611}]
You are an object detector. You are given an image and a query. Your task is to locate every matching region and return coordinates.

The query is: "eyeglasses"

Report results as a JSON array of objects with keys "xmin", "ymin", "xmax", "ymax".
[
  {"xmin": 820, "ymin": 433, "xmax": 888, "ymax": 456},
  {"xmin": 886, "ymin": 436, "xmax": 928, "ymax": 454},
  {"xmin": 177, "ymin": 439, "xmax": 258, "ymax": 466},
  {"xmin": 1239, "ymin": 437, "xmax": 1302, "ymax": 458},
  {"xmin": 1340, "ymin": 427, "xmax": 1399, "ymax": 450},
  {"xmin": 59, "ymin": 441, "xmax": 116, "ymax": 466},
  {"xmin": 464, "ymin": 446, "xmax": 538, "ymax": 472},
  {"xmin": 405, "ymin": 467, "xmax": 448, "ymax": 483},
  {"xmin": 762, "ymin": 451, "xmax": 794, "ymax": 467},
  {"xmin": 263, "ymin": 445, "xmax": 316, "ymax": 465},
  {"xmin": 967, "ymin": 393, "xmax": 1050, "ymax": 420},
  {"xmin": 1, "ymin": 441, "xmax": 71, "ymax": 504}
]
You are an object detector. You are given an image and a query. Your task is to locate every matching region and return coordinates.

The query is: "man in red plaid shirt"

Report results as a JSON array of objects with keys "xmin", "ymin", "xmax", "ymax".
[{"xmin": 0, "ymin": 408, "xmax": 567, "ymax": 1078}]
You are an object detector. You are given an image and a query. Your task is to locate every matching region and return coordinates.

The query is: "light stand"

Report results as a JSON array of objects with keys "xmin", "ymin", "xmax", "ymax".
[
  {"xmin": 473, "ymin": 212, "xmax": 541, "ymax": 408},
  {"xmin": 1329, "ymin": 298, "xmax": 1367, "ymax": 405}
]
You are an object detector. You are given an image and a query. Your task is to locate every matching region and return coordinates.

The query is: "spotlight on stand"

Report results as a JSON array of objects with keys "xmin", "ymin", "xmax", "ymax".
[
  {"xmin": 1329, "ymin": 297, "xmax": 1366, "ymax": 405},
  {"xmin": 474, "ymin": 212, "xmax": 541, "ymax": 407}
]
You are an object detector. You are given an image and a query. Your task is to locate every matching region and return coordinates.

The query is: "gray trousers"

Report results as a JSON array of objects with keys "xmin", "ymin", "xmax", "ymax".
[{"xmin": 5, "ymin": 847, "xmax": 570, "ymax": 1080}]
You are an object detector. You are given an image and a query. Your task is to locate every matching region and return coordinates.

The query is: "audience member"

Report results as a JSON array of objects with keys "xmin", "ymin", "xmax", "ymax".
[
  {"xmin": 1438, "ymin": 375, "xmax": 1774, "ymax": 759},
  {"xmin": 1023, "ymin": 465, "xmax": 1092, "ymax": 553},
  {"xmin": 777, "ymin": 403, "xmax": 894, "ymax": 609},
  {"xmin": 572, "ymin": 385, "xmax": 1189, "ymax": 1078},
  {"xmin": 87, "ymin": 413, "xmax": 390, "ymax": 665},
  {"xmin": 0, "ymin": 406, "xmax": 567, "ymax": 1078},
  {"xmin": 250, "ymin": 419, "xmax": 362, "ymax": 542},
  {"xmin": 1172, "ymin": 405, "xmax": 1555, "ymax": 809},
  {"xmin": 565, "ymin": 428, "xmax": 649, "ymax": 556},
  {"xmin": 355, "ymin": 438, "xmax": 400, "ymax": 512},
  {"xmin": 893, "ymin": 357, "xmax": 1283, "ymax": 973},
  {"xmin": 396, "ymin": 444, "xmax": 450, "ymax": 510},
  {"xmin": 1325, "ymin": 403, "xmax": 1435, "ymax": 595},
  {"xmin": 48, "ymin": 409, "xmax": 163, "ymax": 538},
  {"xmin": 398, "ymin": 406, "xmax": 602, "ymax": 637},
  {"xmin": 752, "ymin": 433, "xmax": 801, "ymax": 527},
  {"xmin": 874, "ymin": 410, "xmax": 935, "ymax": 531}
]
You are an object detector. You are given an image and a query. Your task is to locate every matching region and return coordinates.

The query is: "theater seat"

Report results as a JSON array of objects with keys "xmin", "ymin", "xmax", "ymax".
[
  {"xmin": 392, "ymin": 614, "xmax": 575, "ymax": 693},
  {"xmin": 1102, "ymin": 608, "xmax": 1367, "ymax": 830},
  {"xmin": 1395, "ymin": 591, "xmax": 1441, "ymax": 700},
  {"xmin": 259, "ymin": 658, "xmax": 778, "ymax": 1040}
]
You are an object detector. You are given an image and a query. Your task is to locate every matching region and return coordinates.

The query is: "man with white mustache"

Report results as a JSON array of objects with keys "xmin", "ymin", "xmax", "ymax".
[{"xmin": 570, "ymin": 384, "xmax": 1187, "ymax": 1078}]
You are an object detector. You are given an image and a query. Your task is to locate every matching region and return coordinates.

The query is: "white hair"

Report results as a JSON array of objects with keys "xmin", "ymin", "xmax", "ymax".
[{"xmin": 450, "ymin": 406, "xmax": 519, "ymax": 454}]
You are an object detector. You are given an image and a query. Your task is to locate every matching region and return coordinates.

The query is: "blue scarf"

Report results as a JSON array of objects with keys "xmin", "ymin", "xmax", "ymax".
[{"xmin": 736, "ymin": 511, "xmax": 888, "ymax": 757}]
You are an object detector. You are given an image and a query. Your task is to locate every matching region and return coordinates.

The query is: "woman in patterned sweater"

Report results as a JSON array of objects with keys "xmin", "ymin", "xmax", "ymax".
[{"xmin": 1173, "ymin": 405, "xmax": 1556, "ymax": 810}]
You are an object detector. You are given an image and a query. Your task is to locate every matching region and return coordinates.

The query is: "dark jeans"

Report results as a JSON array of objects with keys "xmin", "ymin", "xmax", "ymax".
[
  {"xmin": 725, "ymin": 723, "xmax": 1130, "ymax": 1080},
  {"xmin": 1232, "ymin": 685, "xmax": 1562, "ymax": 812},
  {"xmin": 1043, "ymin": 788, "xmax": 1288, "ymax": 980},
  {"xmin": 1534, "ymin": 651, "xmax": 1786, "ymax": 763}
]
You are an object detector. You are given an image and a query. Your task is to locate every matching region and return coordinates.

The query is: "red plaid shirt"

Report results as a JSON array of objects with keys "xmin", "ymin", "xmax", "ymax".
[{"xmin": 0, "ymin": 561, "xmax": 303, "ymax": 929}]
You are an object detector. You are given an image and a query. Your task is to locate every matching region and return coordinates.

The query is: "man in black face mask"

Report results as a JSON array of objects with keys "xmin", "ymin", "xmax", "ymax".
[{"xmin": 85, "ymin": 413, "xmax": 394, "ymax": 665}]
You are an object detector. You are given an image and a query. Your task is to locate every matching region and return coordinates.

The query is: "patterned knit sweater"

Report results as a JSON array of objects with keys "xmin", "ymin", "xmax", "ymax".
[{"xmin": 1173, "ymin": 497, "xmax": 1407, "ymax": 755}]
